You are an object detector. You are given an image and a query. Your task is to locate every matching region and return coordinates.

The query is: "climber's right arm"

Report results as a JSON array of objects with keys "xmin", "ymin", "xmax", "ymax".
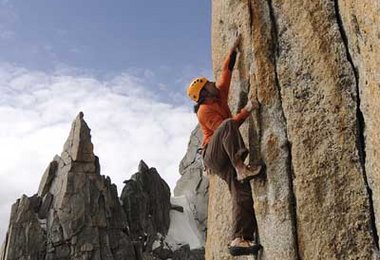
[
  {"xmin": 232, "ymin": 100, "xmax": 259, "ymax": 126},
  {"xmin": 232, "ymin": 109, "xmax": 250, "ymax": 126}
]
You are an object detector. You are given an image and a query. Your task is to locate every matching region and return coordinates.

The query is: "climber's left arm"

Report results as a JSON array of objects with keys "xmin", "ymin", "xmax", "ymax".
[{"xmin": 216, "ymin": 35, "xmax": 240, "ymax": 102}]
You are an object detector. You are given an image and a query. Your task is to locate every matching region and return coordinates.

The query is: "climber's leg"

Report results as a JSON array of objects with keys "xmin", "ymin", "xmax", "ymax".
[
  {"xmin": 204, "ymin": 120, "xmax": 255, "ymax": 240},
  {"xmin": 203, "ymin": 118, "xmax": 257, "ymax": 239},
  {"xmin": 204, "ymin": 154, "xmax": 261, "ymax": 255},
  {"xmin": 225, "ymin": 166, "xmax": 256, "ymax": 240},
  {"xmin": 203, "ymin": 118, "xmax": 262, "ymax": 255},
  {"xmin": 225, "ymin": 169, "xmax": 262, "ymax": 256},
  {"xmin": 203, "ymin": 118, "xmax": 248, "ymax": 173},
  {"xmin": 203, "ymin": 118, "xmax": 264, "ymax": 182}
]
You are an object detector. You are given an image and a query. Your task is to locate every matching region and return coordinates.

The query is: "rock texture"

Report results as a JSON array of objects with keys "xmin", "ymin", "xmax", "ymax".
[
  {"xmin": 120, "ymin": 160, "xmax": 171, "ymax": 259},
  {"xmin": 1, "ymin": 113, "xmax": 205, "ymax": 260},
  {"xmin": 2, "ymin": 1, "xmax": 379, "ymax": 258},
  {"xmin": 1, "ymin": 195, "xmax": 46, "ymax": 260},
  {"xmin": 174, "ymin": 125, "xmax": 208, "ymax": 244},
  {"xmin": 207, "ymin": 0, "xmax": 380, "ymax": 259},
  {"xmin": 2, "ymin": 112, "xmax": 136, "ymax": 260},
  {"xmin": 337, "ymin": 0, "xmax": 380, "ymax": 249}
]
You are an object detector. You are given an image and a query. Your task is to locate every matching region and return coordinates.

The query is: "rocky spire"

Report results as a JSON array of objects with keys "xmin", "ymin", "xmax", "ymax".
[
  {"xmin": 138, "ymin": 160, "xmax": 149, "ymax": 173},
  {"xmin": 1, "ymin": 111, "xmax": 206, "ymax": 260},
  {"xmin": 62, "ymin": 111, "xmax": 95, "ymax": 163},
  {"xmin": 59, "ymin": 112, "xmax": 100, "ymax": 175},
  {"xmin": 1, "ymin": 113, "xmax": 136, "ymax": 260}
]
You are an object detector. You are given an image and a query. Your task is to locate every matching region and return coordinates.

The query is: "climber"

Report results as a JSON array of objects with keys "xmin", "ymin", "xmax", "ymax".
[{"xmin": 186, "ymin": 34, "xmax": 264, "ymax": 256}]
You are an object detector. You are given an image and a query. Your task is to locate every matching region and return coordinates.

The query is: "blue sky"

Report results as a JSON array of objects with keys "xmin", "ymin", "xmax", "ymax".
[
  {"xmin": 0, "ymin": 0, "xmax": 212, "ymax": 103},
  {"xmin": 0, "ymin": 1, "xmax": 212, "ymax": 240}
]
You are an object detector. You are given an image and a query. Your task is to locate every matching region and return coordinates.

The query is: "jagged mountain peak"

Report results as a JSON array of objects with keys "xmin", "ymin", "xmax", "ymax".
[
  {"xmin": 1, "ymin": 112, "xmax": 137, "ymax": 260},
  {"xmin": 138, "ymin": 159, "xmax": 149, "ymax": 173},
  {"xmin": 1, "ymin": 112, "xmax": 206, "ymax": 260},
  {"xmin": 62, "ymin": 111, "xmax": 95, "ymax": 163}
]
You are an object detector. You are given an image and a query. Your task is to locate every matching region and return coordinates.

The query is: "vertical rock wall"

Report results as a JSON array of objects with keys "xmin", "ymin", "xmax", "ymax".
[
  {"xmin": 207, "ymin": 0, "xmax": 380, "ymax": 259},
  {"xmin": 337, "ymin": 0, "xmax": 380, "ymax": 248},
  {"xmin": 207, "ymin": 3, "xmax": 256, "ymax": 259}
]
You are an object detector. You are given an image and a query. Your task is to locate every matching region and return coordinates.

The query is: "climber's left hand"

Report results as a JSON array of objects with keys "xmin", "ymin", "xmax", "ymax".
[{"xmin": 232, "ymin": 34, "xmax": 241, "ymax": 52}]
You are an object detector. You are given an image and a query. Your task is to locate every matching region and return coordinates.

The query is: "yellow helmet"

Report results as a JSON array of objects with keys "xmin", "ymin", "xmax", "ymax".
[{"xmin": 187, "ymin": 77, "xmax": 208, "ymax": 102}]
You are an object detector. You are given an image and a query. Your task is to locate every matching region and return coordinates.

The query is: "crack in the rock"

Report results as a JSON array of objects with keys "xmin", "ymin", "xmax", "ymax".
[
  {"xmin": 333, "ymin": 0, "xmax": 379, "ymax": 249},
  {"xmin": 46, "ymin": 214, "xmax": 86, "ymax": 253},
  {"xmin": 265, "ymin": 0, "xmax": 301, "ymax": 258},
  {"xmin": 180, "ymin": 154, "xmax": 202, "ymax": 173},
  {"xmin": 195, "ymin": 171, "xmax": 206, "ymax": 191},
  {"xmin": 2, "ymin": 230, "xmax": 9, "ymax": 259},
  {"xmin": 247, "ymin": 0, "xmax": 254, "ymax": 31}
]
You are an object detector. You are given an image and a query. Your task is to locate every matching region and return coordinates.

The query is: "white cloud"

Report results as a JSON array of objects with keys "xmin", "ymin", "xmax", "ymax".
[{"xmin": 0, "ymin": 64, "xmax": 198, "ymax": 242}]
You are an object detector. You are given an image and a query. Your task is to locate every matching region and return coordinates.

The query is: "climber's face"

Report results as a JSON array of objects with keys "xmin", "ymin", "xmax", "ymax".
[{"xmin": 204, "ymin": 81, "xmax": 219, "ymax": 98}]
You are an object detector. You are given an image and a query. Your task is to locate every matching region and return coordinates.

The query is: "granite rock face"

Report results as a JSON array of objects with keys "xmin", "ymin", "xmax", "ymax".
[
  {"xmin": 120, "ymin": 160, "xmax": 171, "ymax": 259},
  {"xmin": 174, "ymin": 125, "xmax": 208, "ymax": 244},
  {"xmin": 337, "ymin": 0, "xmax": 380, "ymax": 250},
  {"xmin": 0, "ymin": 195, "xmax": 46, "ymax": 260},
  {"xmin": 2, "ymin": 112, "xmax": 136, "ymax": 260},
  {"xmin": 207, "ymin": 0, "xmax": 380, "ymax": 259},
  {"xmin": 1, "ymin": 113, "xmax": 205, "ymax": 260},
  {"xmin": 118, "ymin": 156, "xmax": 205, "ymax": 259}
]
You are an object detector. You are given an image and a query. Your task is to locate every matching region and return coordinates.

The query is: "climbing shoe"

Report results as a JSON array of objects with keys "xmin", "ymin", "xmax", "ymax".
[
  {"xmin": 236, "ymin": 162, "xmax": 265, "ymax": 182},
  {"xmin": 228, "ymin": 238, "xmax": 262, "ymax": 256}
]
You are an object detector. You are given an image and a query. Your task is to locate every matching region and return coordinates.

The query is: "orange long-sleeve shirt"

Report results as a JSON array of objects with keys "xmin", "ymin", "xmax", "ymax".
[{"xmin": 197, "ymin": 51, "xmax": 250, "ymax": 147}]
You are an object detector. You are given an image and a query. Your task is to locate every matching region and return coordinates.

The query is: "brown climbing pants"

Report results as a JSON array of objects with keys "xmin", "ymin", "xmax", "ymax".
[{"xmin": 203, "ymin": 119, "xmax": 256, "ymax": 240}]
